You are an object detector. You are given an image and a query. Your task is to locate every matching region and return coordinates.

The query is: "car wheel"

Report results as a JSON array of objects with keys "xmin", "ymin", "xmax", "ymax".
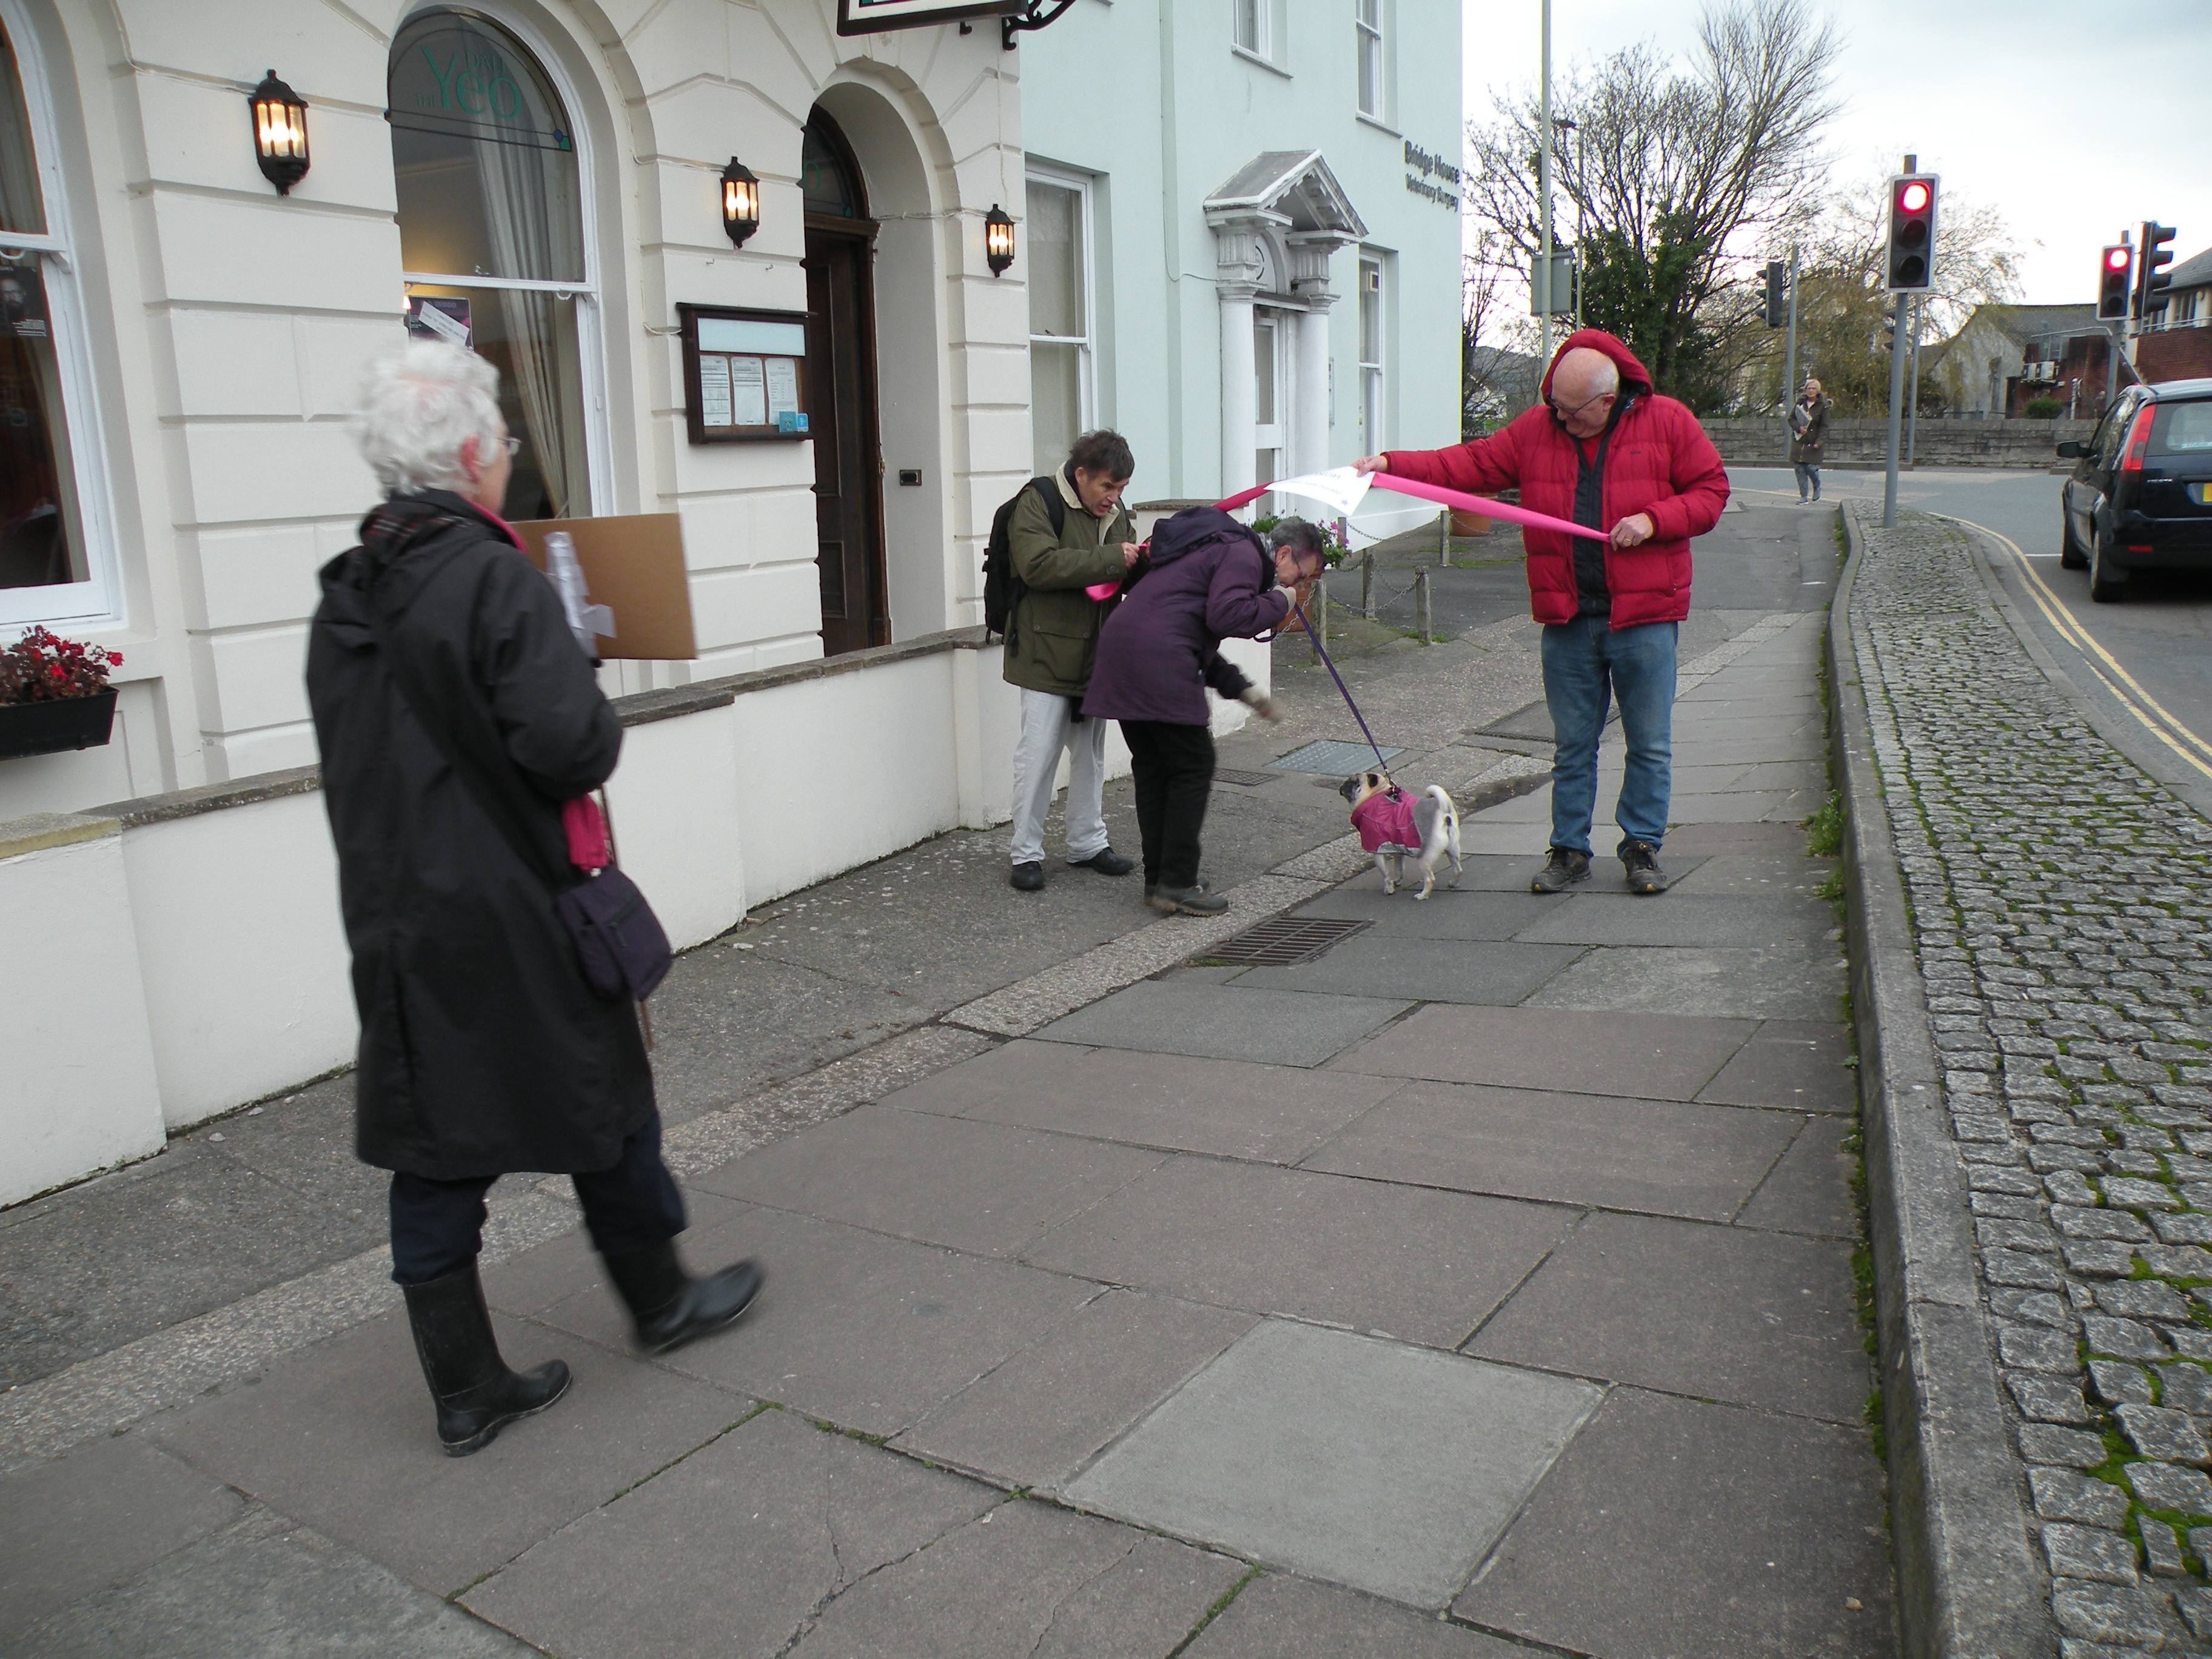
[
  {"xmin": 2059, "ymin": 503, "xmax": 2088, "ymax": 570},
  {"xmin": 2089, "ymin": 527, "xmax": 2125, "ymax": 603}
]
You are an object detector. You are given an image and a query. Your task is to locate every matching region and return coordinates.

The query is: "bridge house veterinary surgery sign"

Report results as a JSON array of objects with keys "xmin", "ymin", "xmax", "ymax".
[
  {"xmin": 1404, "ymin": 141, "xmax": 1463, "ymax": 210},
  {"xmin": 836, "ymin": 0, "xmax": 1024, "ymax": 36}
]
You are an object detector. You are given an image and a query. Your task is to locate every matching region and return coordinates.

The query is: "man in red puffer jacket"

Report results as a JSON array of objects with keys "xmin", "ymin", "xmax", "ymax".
[{"xmin": 1355, "ymin": 329, "xmax": 1728, "ymax": 896}]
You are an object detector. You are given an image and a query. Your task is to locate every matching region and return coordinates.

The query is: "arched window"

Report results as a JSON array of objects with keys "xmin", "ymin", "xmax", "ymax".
[
  {"xmin": 0, "ymin": 4, "xmax": 111, "ymax": 626},
  {"xmin": 388, "ymin": 7, "xmax": 596, "ymax": 520},
  {"xmin": 802, "ymin": 119, "xmax": 863, "ymax": 220}
]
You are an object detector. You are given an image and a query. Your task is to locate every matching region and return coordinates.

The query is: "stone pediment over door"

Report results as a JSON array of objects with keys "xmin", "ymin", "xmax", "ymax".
[{"xmin": 1202, "ymin": 150, "xmax": 1367, "ymax": 296}]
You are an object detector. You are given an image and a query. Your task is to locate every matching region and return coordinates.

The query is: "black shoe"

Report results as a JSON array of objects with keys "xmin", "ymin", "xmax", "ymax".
[
  {"xmin": 402, "ymin": 1267, "xmax": 571, "ymax": 1457},
  {"xmin": 1070, "ymin": 847, "xmax": 1135, "ymax": 876},
  {"xmin": 1621, "ymin": 840, "xmax": 1668, "ymax": 895},
  {"xmin": 1147, "ymin": 884, "xmax": 1228, "ymax": 916},
  {"xmin": 1530, "ymin": 848, "xmax": 1590, "ymax": 893},
  {"xmin": 603, "ymin": 1239, "xmax": 763, "ymax": 1356},
  {"xmin": 1142, "ymin": 877, "xmax": 1209, "ymax": 902},
  {"xmin": 1009, "ymin": 861, "xmax": 1045, "ymax": 892}
]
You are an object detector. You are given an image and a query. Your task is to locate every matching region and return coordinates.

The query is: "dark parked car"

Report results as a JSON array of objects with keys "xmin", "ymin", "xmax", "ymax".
[{"xmin": 2059, "ymin": 378, "xmax": 2212, "ymax": 602}]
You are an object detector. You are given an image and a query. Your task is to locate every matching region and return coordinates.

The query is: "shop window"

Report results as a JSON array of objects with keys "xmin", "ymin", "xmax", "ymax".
[
  {"xmin": 1027, "ymin": 170, "xmax": 1095, "ymax": 479},
  {"xmin": 1355, "ymin": 0, "xmax": 1386, "ymax": 119},
  {"xmin": 1358, "ymin": 255, "xmax": 1384, "ymax": 451},
  {"xmin": 0, "ymin": 9, "xmax": 112, "ymax": 626},
  {"xmin": 388, "ymin": 8, "xmax": 597, "ymax": 520}
]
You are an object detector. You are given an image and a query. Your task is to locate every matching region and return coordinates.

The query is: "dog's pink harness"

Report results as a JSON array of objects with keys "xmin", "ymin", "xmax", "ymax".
[{"xmin": 1352, "ymin": 790, "xmax": 1421, "ymax": 854}]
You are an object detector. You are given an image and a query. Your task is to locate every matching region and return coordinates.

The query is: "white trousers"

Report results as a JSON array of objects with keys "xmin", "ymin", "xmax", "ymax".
[{"xmin": 1008, "ymin": 687, "xmax": 1110, "ymax": 865}]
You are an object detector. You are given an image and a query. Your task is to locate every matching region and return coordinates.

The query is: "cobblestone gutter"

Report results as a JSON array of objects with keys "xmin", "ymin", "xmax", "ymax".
[{"xmin": 1837, "ymin": 502, "xmax": 2212, "ymax": 1657}]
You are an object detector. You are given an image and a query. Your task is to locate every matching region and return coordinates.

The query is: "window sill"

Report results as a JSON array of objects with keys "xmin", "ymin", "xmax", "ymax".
[
  {"xmin": 1230, "ymin": 45, "xmax": 1293, "ymax": 79},
  {"xmin": 1355, "ymin": 112, "xmax": 1401, "ymax": 138}
]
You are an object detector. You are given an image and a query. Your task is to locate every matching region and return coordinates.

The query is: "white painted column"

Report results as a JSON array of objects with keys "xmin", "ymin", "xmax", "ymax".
[
  {"xmin": 1218, "ymin": 283, "xmax": 1258, "ymax": 499},
  {"xmin": 1293, "ymin": 306, "xmax": 1333, "ymax": 475}
]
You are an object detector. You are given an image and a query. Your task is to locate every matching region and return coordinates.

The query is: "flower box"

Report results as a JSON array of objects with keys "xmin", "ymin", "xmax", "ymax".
[{"xmin": 0, "ymin": 688, "xmax": 118, "ymax": 759}]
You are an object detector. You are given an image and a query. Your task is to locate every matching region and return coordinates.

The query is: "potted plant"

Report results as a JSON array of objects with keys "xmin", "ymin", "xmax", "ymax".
[{"xmin": 0, "ymin": 626, "xmax": 123, "ymax": 760}]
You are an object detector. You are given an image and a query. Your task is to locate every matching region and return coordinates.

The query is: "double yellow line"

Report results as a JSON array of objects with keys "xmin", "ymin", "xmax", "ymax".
[{"xmin": 1949, "ymin": 514, "xmax": 2212, "ymax": 783}]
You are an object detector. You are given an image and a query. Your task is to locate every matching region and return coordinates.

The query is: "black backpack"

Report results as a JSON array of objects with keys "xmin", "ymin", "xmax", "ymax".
[{"xmin": 982, "ymin": 475, "xmax": 1065, "ymax": 642}]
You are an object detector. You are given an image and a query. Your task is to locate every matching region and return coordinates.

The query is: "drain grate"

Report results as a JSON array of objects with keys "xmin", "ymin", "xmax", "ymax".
[
  {"xmin": 1213, "ymin": 768, "xmax": 1276, "ymax": 788},
  {"xmin": 1202, "ymin": 916, "xmax": 1372, "ymax": 967},
  {"xmin": 1267, "ymin": 739, "xmax": 1404, "ymax": 774}
]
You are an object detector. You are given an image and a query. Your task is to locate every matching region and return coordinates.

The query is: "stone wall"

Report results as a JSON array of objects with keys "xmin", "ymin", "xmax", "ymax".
[{"xmin": 1705, "ymin": 417, "xmax": 2096, "ymax": 468}]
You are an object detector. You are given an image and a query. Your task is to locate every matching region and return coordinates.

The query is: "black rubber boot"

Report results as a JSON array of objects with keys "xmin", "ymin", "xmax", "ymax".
[
  {"xmin": 401, "ymin": 1267, "xmax": 571, "ymax": 1457},
  {"xmin": 603, "ymin": 1239, "xmax": 763, "ymax": 1355}
]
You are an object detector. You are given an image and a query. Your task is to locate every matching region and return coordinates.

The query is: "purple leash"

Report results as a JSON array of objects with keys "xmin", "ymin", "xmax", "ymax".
[{"xmin": 1285, "ymin": 588, "xmax": 1392, "ymax": 772}]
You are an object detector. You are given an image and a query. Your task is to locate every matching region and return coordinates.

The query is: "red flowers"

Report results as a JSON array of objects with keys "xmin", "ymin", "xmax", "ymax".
[{"xmin": 1, "ymin": 626, "xmax": 122, "ymax": 705}]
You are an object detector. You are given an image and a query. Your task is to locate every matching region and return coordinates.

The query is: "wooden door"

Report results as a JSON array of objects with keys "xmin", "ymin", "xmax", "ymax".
[{"xmin": 803, "ymin": 224, "xmax": 886, "ymax": 655}]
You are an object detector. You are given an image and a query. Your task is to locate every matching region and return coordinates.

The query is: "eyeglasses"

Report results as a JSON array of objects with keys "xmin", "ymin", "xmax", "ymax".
[
  {"xmin": 501, "ymin": 435, "xmax": 521, "ymax": 457},
  {"xmin": 1548, "ymin": 388, "xmax": 1616, "ymax": 420}
]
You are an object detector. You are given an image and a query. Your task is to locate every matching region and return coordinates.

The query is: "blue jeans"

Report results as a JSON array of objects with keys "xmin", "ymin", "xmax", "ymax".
[{"xmin": 1541, "ymin": 615, "xmax": 1678, "ymax": 855}]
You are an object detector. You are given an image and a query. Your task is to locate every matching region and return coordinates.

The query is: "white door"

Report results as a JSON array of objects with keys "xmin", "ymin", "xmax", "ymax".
[{"xmin": 1253, "ymin": 309, "xmax": 1291, "ymax": 504}]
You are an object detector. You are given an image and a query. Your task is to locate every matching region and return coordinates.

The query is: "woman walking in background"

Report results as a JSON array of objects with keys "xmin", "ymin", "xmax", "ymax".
[{"xmin": 1792, "ymin": 377, "xmax": 1831, "ymax": 503}]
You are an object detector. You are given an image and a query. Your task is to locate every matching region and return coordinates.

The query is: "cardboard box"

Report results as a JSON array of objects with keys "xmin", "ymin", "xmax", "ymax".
[{"xmin": 508, "ymin": 514, "xmax": 698, "ymax": 661}]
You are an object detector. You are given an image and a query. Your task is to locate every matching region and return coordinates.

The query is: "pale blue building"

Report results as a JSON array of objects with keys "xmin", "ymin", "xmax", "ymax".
[{"xmin": 1019, "ymin": 0, "xmax": 1466, "ymax": 532}]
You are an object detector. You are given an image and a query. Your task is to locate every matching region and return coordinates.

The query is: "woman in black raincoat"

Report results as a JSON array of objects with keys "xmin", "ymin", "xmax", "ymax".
[{"xmin": 307, "ymin": 341, "xmax": 759, "ymax": 1455}]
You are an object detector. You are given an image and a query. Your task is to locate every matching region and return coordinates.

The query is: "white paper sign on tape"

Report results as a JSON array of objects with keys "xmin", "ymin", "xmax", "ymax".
[{"xmin": 1262, "ymin": 467, "xmax": 1373, "ymax": 519}]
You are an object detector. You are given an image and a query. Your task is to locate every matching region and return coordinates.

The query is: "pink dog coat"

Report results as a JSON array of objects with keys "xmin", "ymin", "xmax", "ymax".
[{"xmin": 1352, "ymin": 789, "xmax": 1421, "ymax": 854}]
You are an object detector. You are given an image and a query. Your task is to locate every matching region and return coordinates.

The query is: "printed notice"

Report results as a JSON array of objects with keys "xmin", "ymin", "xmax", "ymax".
[
  {"xmin": 698, "ymin": 354, "xmax": 734, "ymax": 428},
  {"xmin": 730, "ymin": 355, "xmax": 767, "ymax": 427},
  {"xmin": 764, "ymin": 356, "xmax": 799, "ymax": 421}
]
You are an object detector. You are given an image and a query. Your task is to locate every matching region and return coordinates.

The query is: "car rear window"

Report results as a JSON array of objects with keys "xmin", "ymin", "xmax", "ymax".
[{"xmin": 2151, "ymin": 400, "xmax": 2212, "ymax": 455}]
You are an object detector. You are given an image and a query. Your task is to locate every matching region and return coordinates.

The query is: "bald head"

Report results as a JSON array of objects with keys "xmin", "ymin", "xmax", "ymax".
[{"xmin": 1549, "ymin": 348, "xmax": 1621, "ymax": 436}]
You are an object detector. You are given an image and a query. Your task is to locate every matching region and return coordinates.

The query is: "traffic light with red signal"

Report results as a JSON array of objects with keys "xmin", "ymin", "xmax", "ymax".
[
  {"xmin": 2097, "ymin": 245, "xmax": 2133, "ymax": 321},
  {"xmin": 2136, "ymin": 222, "xmax": 2177, "ymax": 320},
  {"xmin": 1885, "ymin": 173, "xmax": 1939, "ymax": 292}
]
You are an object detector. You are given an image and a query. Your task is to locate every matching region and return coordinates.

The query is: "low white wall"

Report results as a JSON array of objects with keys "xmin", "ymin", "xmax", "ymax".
[
  {"xmin": 0, "ymin": 822, "xmax": 166, "ymax": 1207},
  {"xmin": 605, "ymin": 706, "xmax": 746, "ymax": 951}
]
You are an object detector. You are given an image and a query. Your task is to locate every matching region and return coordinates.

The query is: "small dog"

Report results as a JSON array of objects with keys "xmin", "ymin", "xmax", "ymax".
[{"xmin": 1339, "ymin": 772, "xmax": 1461, "ymax": 899}]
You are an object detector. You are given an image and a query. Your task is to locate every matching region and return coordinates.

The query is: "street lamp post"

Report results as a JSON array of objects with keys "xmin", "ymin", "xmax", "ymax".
[{"xmin": 1537, "ymin": 0, "xmax": 1553, "ymax": 364}]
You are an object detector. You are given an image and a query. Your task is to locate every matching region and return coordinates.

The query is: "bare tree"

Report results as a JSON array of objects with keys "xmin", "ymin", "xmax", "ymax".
[{"xmin": 1464, "ymin": 0, "xmax": 1843, "ymax": 403}]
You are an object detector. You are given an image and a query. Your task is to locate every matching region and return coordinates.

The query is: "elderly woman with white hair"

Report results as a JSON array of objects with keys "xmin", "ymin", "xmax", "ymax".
[{"xmin": 307, "ymin": 341, "xmax": 759, "ymax": 1456}]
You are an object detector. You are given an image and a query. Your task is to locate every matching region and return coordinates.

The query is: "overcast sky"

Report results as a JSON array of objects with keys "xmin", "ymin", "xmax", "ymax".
[{"xmin": 1460, "ymin": 0, "xmax": 2212, "ymax": 308}]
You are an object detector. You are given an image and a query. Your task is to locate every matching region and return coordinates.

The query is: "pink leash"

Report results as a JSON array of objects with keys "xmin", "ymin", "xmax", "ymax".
[{"xmin": 1215, "ymin": 476, "xmax": 1607, "ymax": 542}]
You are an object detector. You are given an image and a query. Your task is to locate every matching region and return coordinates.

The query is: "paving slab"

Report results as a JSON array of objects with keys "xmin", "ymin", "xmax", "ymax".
[
  {"xmin": 1735, "ymin": 1116, "xmax": 1862, "ymax": 1238},
  {"xmin": 1301, "ymin": 1080, "xmax": 1800, "ymax": 1221},
  {"xmin": 1696, "ymin": 1017, "xmax": 1861, "ymax": 1113},
  {"xmin": 1454, "ymin": 1388, "xmax": 1892, "ymax": 1659},
  {"xmin": 0, "ymin": 1433, "xmax": 244, "ymax": 1627},
  {"xmin": 786, "ymin": 1496, "xmax": 1246, "ymax": 1659},
  {"xmin": 1456, "ymin": 821, "xmax": 1555, "ymax": 855},
  {"xmin": 1513, "ymin": 893, "xmax": 1834, "ymax": 948},
  {"xmin": 893, "ymin": 1290, "xmax": 1256, "ymax": 1490},
  {"xmin": 1334, "ymin": 852, "xmax": 1562, "ymax": 894},
  {"xmin": 149, "ymin": 1310, "xmax": 751, "ymax": 1595},
  {"xmin": 877, "ymin": 1040, "xmax": 1404, "ymax": 1164},
  {"xmin": 1030, "ymin": 981, "xmax": 1412, "ymax": 1068},
  {"xmin": 1521, "ymin": 942, "xmax": 1846, "ymax": 1021},
  {"xmin": 688, "ymin": 1107, "xmax": 1164, "ymax": 1258},
  {"xmin": 461, "ymin": 1406, "xmax": 997, "ymax": 1659},
  {"xmin": 1182, "ymin": 1574, "xmax": 1532, "ymax": 1657},
  {"xmin": 1467, "ymin": 1210, "xmax": 1866, "ymax": 1423},
  {"xmin": 1662, "ymin": 789, "xmax": 1809, "ymax": 824},
  {"xmin": 525, "ymin": 1205, "xmax": 1101, "ymax": 1438},
  {"xmin": 14, "ymin": 1504, "xmax": 535, "ymax": 1659},
  {"xmin": 1064, "ymin": 1320, "xmax": 1600, "ymax": 1609},
  {"xmin": 1330, "ymin": 1003, "xmax": 1757, "ymax": 1100},
  {"xmin": 1289, "ymin": 886, "xmax": 1570, "ymax": 939},
  {"xmin": 1227, "ymin": 936, "xmax": 1584, "ymax": 1006},
  {"xmin": 1664, "ymin": 852, "xmax": 1835, "ymax": 897},
  {"xmin": 1022, "ymin": 1156, "xmax": 1571, "ymax": 1350},
  {"xmin": 480, "ymin": 1188, "xmax": 751, "ymax": 1317},
  {"xmin": 1663, "ymin": 820, "xmax": 1812, "ymax": 854}
]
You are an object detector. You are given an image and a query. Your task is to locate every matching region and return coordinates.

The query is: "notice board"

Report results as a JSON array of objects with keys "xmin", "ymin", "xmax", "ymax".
[
  {"xmin": 678, "ymin": 303, "xmax": 811, "ymax": 443},
  {"xmin": 508, "ymin": 514, "xmax": 698, "ymax": 661}
]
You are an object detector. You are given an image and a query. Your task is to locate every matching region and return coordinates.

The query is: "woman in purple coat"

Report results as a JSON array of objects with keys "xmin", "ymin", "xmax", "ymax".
[{"xmin": 1084, "ymin": 512, "xmax": 1324, "ymax": 914}]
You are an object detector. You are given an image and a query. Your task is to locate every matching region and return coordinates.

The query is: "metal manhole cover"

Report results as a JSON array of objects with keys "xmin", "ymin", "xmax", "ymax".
[
  {"xmin": 1202, "ymin": 916, "xmax": 1372, "ymax": 967},
  {"xmin": 1213, "ymin": 768, "xmax": 1276, "ymax": 788},
  {"xmin": 1267, "ymin": 739, "xmax": 1404, "ymax": 774}
]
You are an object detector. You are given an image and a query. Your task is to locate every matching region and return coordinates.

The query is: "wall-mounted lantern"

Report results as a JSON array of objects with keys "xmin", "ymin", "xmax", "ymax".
[
  {"xmin": 985, "ymin": 203, "xmax": 1015, "ymax": 276},
  {"xmin": 720, "ymin": 158, "xmax": 760, "ymax": 247},
  {"xmin": 248, "ymin": 70, "xmax": 310, "ymax": 196}
]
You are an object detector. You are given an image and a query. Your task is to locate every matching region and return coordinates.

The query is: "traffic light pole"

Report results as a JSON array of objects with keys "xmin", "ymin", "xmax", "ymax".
[
  {"xmin": 1882, "ymin": 299, "xmax": 1908, "ymax": 529},
  {"xmin": 1783, "ymin": 249, "xmax": 1799, "ymax": 412},
  {"xmin": 1907, "ymin": 295, "xmax": 1923, "ymax": 464}
]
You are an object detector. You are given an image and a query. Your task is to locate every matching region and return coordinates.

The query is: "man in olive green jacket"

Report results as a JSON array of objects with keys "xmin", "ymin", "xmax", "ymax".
[{"xmin": 1004, "ymin": 429, "xmax": 1142, "ymax": 891}]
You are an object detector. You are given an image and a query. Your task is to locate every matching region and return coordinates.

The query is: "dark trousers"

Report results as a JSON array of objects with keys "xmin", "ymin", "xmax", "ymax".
[
  {"xmin": 388, "ymin": 1113, "xmax": 686, "ymax": 1287},
  {"xmin": 1121, "ymin": 719, "xmax": 1215, "ymax": 889}
]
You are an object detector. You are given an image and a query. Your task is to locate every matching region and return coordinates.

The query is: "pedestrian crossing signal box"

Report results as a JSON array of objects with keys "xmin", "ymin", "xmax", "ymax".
[{"xmin": 1885, "ymin": 174, "xmax": 1939, "ymax": 293}]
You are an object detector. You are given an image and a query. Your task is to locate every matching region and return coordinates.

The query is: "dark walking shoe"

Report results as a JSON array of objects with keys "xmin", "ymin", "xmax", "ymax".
[
  {"xmin": 603, "ymin": 1239, "xmax": 763, "ymax": 1356},
  {"xmin": 1009, "ymin": 860, "xmax": 1045, "ymax": 892},
  {"xmin": 1070, "ymin": 847, "xmax": 1135, "ymax": 876},
  {"xmin": 1621, "ymin": 840, "xmax": 1668, "ymax": 895},
  {"xmin": 1147, "ymin": 884, "xmax": 1228, "ymax": 916},
  {"xmin": 1144, "ymin": 877, "xmax": 1208, "ymax": 902},
  {"xmin": 1529, "ymin": 848, "xmax": 1590, "ymax": 893},
  {"xmin": 402, "ymin": 1267, "xmax": 571, "ymax": 1457}
]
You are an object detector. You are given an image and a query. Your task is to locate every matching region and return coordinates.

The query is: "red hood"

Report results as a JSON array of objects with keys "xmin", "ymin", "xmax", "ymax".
[{"xmin": 1538, "ymin": 328, "xmax": 1655, "ymax": 403}]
